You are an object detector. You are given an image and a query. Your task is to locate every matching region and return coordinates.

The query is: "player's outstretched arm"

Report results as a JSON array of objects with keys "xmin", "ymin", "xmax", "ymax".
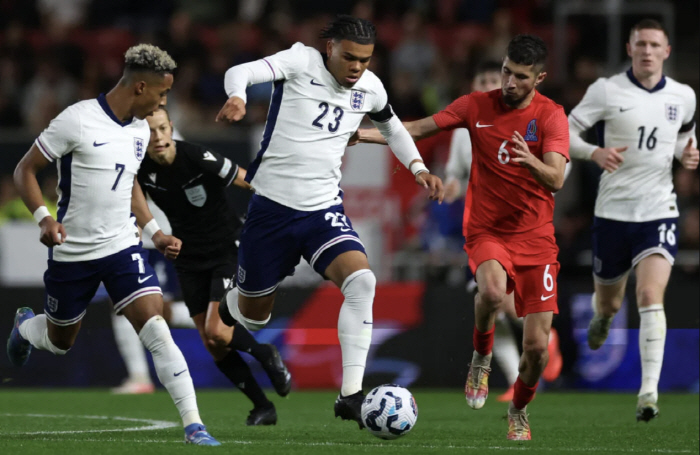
[
  {"xmin": 511, "ymin": 131, "xmax": 567, "ymax": 192},
  {"xmin": 14, "ymin": 144, "xmax": 66, "ymax": 246},
  {"xmin": 131, "ymin": 178, "xmax": 181, "ymax": 259},
  {"xmin": 352, "ymin": 116, "xmax": 443, "ymax": 146},
  {"xmin": 232, "ymin": 167, "xmax": 253, "ymax": 190}
]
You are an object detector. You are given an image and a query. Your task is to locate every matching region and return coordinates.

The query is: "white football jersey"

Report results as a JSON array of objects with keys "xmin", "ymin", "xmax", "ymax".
[
  {"xmin": 247, "ymin": 43, "xmax": 389, "ymax": 210},
  {"xmin": 36, "ymin": 96, "xmax": 148, "ymax": 261},
  {"xmin": 445, "ymin": 128, "xmax": 473, "ymax": 188},
  {"xmin": 569, "ymin": 70, "xmax": 697, "ymax": 222}
]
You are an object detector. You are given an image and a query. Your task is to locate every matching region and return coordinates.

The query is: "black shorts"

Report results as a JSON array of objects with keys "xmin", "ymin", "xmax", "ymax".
[{"xmin": 175, "ymin": 248, "xmax": 237, "ymax": 317}]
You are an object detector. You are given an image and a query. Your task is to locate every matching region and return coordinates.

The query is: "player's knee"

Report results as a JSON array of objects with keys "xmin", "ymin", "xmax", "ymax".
[
  {"xmin": 341, "ymin": 269, "xmax": 376, "ymax": 307},
  {"xmin": 203, "ymin": 326, "xmax": 229, "ymax": 349},
  {"xmin": 522, "ymin": 338, "xmax": 548, "ymax": 364},
  {"xmin": 138, "ymin": 316, "xmax": 174, "ymax": 352},
  {"xmin": 636, "ymin": 285, "xmax": 662, "ymax": 308},
  {"xmin": 477, "ymin": 285, "xmax": 506, "ymax": 310}
]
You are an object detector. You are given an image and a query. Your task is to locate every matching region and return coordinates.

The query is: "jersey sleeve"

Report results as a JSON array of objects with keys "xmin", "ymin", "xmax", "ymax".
[
  {"xmin": 568, "ymin": 78, "xmax": 607, "ymax": 130},
  {"xmin": 262, "ymin": 42, "xmax": 310, "ymax": 81},
  {"xmin": 446, "ymin": 128, "xmax": 472, "ymax": 180},
  {"xmin": 432, "ymin": 94, "xmax": 472, "ymax": 131},
  {"xmin": 190, "ymin": 145, "xmax": 239, "ymax": 187},
  {"xmin": 543, "ymin": 106, "xmax": 570, "ymax": 160},
  {"xmin": 35, "ymin": 106, "xmax": 81, "ymax": 162},
  {"xmin": 680, "ymin": 86, "xmax": 697, "ymax": 132}
]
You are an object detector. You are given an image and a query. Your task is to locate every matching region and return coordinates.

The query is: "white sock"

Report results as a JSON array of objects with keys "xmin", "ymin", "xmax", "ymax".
[
  {"xmin": 493, "ymin": 314, "xmax": 520, "ymax": 385},
  {"xmin": 112, "ymin": 313, "xmax": 152, "ymax": 384},
  {"xmin": 338, "ymin": 269, "xmax": 375, "ymax": 396},
  {"xmin": 138, "ymin": 315, "xmax": 201, "ymax": 427},
  {"xmin": 638, "ymin": 304, "xmax": 666, "ymax": 399},
  {"xmin": 168, "ymin": 301, "xmax": 196, "ymax": 329},
  {"xmin": 18, "ymin": 314, "xmax": 68, "ymax": 355},
  {"xmin": 226, "ymin": 288, "xmax": 270, "ymax": 331}
]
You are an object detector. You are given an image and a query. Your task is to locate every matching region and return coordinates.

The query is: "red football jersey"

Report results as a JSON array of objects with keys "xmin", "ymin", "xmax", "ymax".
[{"xmin": 434, "ymin": 89, "xmax": 569, "ymax": 241}]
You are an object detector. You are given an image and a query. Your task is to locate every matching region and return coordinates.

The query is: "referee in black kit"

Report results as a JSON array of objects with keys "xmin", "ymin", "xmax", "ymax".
[{"xmin": 137, "ymin": 106, "xmax": 291, "ymax": 425}]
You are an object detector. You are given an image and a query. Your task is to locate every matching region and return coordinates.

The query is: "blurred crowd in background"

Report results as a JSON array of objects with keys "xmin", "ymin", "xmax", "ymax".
[{"xmin": 0, "ymin": 0, "xmax": 697, "ymax": 278}]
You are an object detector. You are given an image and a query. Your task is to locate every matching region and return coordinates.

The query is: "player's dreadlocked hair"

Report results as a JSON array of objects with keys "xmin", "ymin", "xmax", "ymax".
[
  {"xmin": 124, "ymin": 44, "xmax": 177, "ymax": 74},
  {"xmin": 507, "ymin": 34, "xmax": 547, "ymax": 71},
  {"xmin": 320, "ymin": 15, "xmax": 377, "ymax": 45}
]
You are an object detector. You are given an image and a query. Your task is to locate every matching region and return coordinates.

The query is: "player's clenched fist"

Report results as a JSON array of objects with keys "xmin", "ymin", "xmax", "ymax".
[
  {"xmin": 39, "ymin": 217, "xmax": 66, "ymax": 247},
  {"xmin": 591, "ymin": 146, "xmax": 628, "ymax": 172},
  {"xmin": 153, "ymin": 232, "xmax": 182, "ymax": 260},
  {"xmin": 216, "ymin": 96, "xmax": 246, "ymax": 123},
  {"xmin": 680, "ymin": 138, "xmax": 699, "ymax": 170}
]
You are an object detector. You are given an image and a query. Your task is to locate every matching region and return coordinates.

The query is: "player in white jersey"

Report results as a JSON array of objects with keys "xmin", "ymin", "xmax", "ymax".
[
  {"xmin": 568, "ymin": 19, "xmax": 699, "ymax": 422},
  {"xmin": 216, "ymin": 15, "xmax": 444, "ymax": 428},
  {"xmin": 7, "ymin": 44, "xmax": 220, "ymax": 445}
]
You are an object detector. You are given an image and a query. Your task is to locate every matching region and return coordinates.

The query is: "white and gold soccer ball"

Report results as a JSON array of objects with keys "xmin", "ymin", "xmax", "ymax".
[{"xmin": 361, "ymin": 384, "xmax": 418, "ymax": 440}]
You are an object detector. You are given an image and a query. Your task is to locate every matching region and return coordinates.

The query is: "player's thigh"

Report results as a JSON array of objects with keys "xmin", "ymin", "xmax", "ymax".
[
  {"xmin": 467, "ymin": 237, "xmax": 512, "ymax": 299},
  {"xmin": 102, "ymin": 245, "xmax": 162, "ymax": 315},
  {"xmin": 501, "ymin": 292, "xmax": 518, "ymax": 320},
  {"xmin": 301, "ymin": 202, "xmax": 367, "ymax": 285},
  {"xmin": 324, "ymin": 251, "xmax": 371, "ymax": 288},
  {"xmin": 592, "ymin": 217, "xmax": 634, "ymax": 285},
  {"xmin": 237, "ymin": 196, "xmax": 302, "ymax": 298},
  {"xmin": 630, "ymin": 217, "xmax": 677, "ymax": 302},
  {"xmin": 43, "ymin": 259, "xmax": 101, "ymax": 328},
  {"xmin": 120, "ymin": 293, "xmax": 164, "ymax": 332},
  {"xmin": 512, "ymin": 262, "xmax": 560, "ymax": 318}
]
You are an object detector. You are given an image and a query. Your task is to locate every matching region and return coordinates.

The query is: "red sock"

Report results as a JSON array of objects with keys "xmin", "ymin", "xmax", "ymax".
[
  {"xmin": 473, "ymin": 325, "xmax": 495, "ymax": 356},
  {"xmin": 512, "ymin": 376, "xmax": 538, "ymax": 410}
]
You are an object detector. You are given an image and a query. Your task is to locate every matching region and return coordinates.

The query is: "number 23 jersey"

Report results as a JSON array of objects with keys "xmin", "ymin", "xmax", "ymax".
[
  {"xmin": 245, "ymin": 42, "xmax": 389, "ymax": 211},
  {"xmin": 433, "ymin": 90, "xmax": 570, "ymax": 241},
  {"xmin": 569, "ymin": 70, "xmax": 696, "ymax": 222}
]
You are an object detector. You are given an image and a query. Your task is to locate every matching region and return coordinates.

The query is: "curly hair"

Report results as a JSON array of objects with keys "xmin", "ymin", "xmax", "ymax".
[
  {"xmin": 320, "ymin": 15, "xmax": 376, "ymax": 45},
  {"xmin": 124, "ymin": 44, "xmax": 177, "ymax": 74}
]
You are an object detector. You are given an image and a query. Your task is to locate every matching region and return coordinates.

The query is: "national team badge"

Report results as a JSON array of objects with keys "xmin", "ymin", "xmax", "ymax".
[
  {"xmin": 665, "ymin": 103, "xmax": 679, "ymax": 123},
  {"xmin": 350, "ymin": 90, "xmax": 365, "ymax": 110},
  {"xmin": 238, "ymin": 265, "xmax": 246, "ymax": 284},
  {"xmin": 47, "ymin": 295, "xmax": 58, "ymax": 313},
  {"xmin": 184, "ymin": 184, "xmax": 207, "ymax": 207},
  {"xmin": 524, "ymin": 119, "xmax": 538, "ymax": 141},
  {"xmin": 134, "ymin": 138, "xmax": 145, "ymax": 160}
]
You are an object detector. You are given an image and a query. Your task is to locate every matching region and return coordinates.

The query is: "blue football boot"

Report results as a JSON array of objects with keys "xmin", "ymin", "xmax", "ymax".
[
  {"xmin": 7, "ymin": 307, "xmax": 35, "ymax": 367},
  {"xmin": 184, "ymin": 423, "xmax": 221, "ymax": 446}
]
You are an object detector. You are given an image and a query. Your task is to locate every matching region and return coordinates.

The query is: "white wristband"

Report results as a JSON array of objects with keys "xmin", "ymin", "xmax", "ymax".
[
  {"xmin": 142, "ymin": 218, "xmax": 161, "ymax": 240},
  {"xmin": 33, "ymin": 206, "xmax": 52, "ymax": 224},
  {"xmin": 409, "ymin": 161, "xmax": 429, "ymax": 176}
]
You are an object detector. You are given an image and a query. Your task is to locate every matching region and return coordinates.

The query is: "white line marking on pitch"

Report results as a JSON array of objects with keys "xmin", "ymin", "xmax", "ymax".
[
  {"xmin": 0, "ymin": 435, "xmax": 693, "ymax": 453},
  {"xmin": 0, "ymin": 413, "xmax": 178, "ymax": 435}
]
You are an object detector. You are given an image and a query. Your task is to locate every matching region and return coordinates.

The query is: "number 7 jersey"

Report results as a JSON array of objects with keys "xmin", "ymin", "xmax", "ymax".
[
  {"xmin": 433, "ymin": 90, "xmax": 570, "ymax": 241},
  {"xmin": 569, "ymin": 70, "xmax": 697, "ymax": 222},
  {"xmin": 35, "ymin": 95, "xmax": 147, "ymax": 261}
]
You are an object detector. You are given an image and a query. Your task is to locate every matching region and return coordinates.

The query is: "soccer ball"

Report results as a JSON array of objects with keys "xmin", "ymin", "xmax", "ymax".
[{"xmin": 361, "ymin": 384, "xmax": 418, "ymax": 440}]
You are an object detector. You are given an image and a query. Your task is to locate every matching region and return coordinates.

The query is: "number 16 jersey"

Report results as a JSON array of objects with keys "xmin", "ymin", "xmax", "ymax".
[{"xmin": 433, "ymin": 90, "xmax": 570, "ymax": 242}]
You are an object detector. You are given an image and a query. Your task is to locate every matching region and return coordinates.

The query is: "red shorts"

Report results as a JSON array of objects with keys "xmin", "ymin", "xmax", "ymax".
[{"xmin": 464, "ymin": 235, "xmax": 560, "ymax": 317}]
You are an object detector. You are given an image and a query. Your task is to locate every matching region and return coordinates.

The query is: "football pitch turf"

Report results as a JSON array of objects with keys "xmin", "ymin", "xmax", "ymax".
[{"xmin": 0, "ymin": 390, "xmax": 697, "ymax": 454}]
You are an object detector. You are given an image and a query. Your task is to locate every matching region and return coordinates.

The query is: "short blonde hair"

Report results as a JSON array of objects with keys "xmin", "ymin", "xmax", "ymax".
[{"xmin": 124, "ymin": 44, "xmax": 177, "ymax": 74}]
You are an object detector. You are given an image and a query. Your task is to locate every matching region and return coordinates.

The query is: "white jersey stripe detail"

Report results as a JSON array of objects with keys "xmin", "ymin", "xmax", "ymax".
[
  {"xmin": 238, "ymin": 282, "xmax": 280, "ymax": 298},
  {"xmin": 309, "ymin": 235, "xmax": 365, "ymax": 269},
  {"xmin": 632, "ymin": 247, "xmax": 675, "ymax": 268},
  {"xmin": 113, "ymin": 287, "xmax": 162, "ymax": 313},
  {"xmin": 45, "ymin": 310, "xmax": 87, "ymax": 327},
  {"xmin": 36, "ymin": 139, "xmax": 57, "ymax": 161}
]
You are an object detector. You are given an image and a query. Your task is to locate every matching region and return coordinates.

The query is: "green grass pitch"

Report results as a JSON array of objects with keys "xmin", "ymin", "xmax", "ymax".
[{"xmin": 0, "ymin": 389, "xmax": 697, "ymax": 454}]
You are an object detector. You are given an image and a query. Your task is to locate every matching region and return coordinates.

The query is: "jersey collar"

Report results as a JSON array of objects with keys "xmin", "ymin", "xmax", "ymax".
[
  {"xmin": 626, "ymin": 68, "xmax": 666, "ymax": 93},
  {"xmin": 97, "ymin": 93, "xmax": 134, "ymax": 127}
]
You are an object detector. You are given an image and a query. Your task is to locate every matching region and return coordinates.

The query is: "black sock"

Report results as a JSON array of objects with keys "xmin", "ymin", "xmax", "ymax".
[
  {"xmin": 230, "ymin": 322, "xmax": 267, "ymax": 360},
  {"xmin": 215, "ymin": 350, "xmax": 271, "ymax": 408}
]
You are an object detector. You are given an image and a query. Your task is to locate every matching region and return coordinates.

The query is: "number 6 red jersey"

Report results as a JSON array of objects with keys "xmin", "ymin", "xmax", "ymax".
[{"xmin": 433, "ymin": 89, "xmax": 569, "ymax": 242}]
